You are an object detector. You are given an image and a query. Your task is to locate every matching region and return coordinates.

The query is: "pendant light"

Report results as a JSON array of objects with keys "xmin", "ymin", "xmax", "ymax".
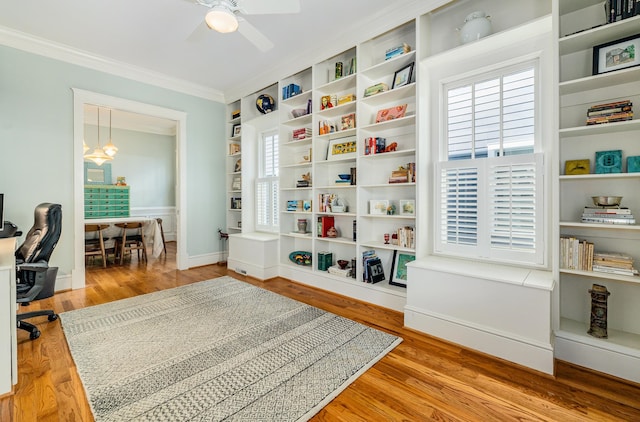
[
  {"xmin": 84, "ymin": 106, "xmax": 113, "ymax": 166},
  {"xmin": 102, "ymin": 108, "xmax": 118, "ymax": 157}
]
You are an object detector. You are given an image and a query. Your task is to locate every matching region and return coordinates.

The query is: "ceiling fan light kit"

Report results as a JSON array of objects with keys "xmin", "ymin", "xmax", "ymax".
[
  {"xmin": 205, "ymin": 6, "xmax": 239, "ymax": 33},
  {"xmin": 194, "ymin": 0, "xmax": 300, "ymax": 51}
]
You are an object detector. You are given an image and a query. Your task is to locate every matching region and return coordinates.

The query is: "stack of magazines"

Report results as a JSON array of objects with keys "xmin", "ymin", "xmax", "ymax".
[{"xmin": 581, "ymin": 206, "xmax": 635, "ymax": 225}]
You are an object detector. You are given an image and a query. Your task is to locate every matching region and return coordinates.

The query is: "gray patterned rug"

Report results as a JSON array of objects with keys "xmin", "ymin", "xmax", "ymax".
[{"xmin": 60, "ymin": 276, "xmax": 401, "ymax": 421}]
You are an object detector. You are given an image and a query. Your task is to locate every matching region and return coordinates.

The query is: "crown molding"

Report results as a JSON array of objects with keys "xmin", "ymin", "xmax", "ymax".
[{"xmin": 0, "ymin": 25, "xmax": 225, "ymax": 103}]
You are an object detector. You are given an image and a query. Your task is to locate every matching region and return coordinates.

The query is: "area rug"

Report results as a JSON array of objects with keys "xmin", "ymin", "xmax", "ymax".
[{"xmin": 60, "ymin": 276, "xmax": 402, "ymax": 421}]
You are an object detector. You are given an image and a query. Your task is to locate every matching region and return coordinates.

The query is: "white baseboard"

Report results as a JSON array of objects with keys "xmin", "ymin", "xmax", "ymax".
[
  {"xmin": 405, "ymin": 305, "xmax": 555, "ymax": 375},
  {"xmin": 228, "ymin": 258, "xmax": 278, "ymax": 281},
  {"xmin": 555, "ymin": 336, "xmax": 640, "ymax": 383}
]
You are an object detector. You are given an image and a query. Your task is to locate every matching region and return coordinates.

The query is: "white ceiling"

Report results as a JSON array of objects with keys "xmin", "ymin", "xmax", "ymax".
[{"xmin": 0, "ymin": 0, "xmax": 436, "ymax": 102}]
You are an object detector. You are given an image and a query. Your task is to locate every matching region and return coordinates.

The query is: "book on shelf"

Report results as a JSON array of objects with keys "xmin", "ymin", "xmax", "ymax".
[
  {"xmin": 583, "ymin": 206, "xmax": 632, "ymax": 215},
  {"xmin": 328, "ymin": 265, "xmax": 352, "ymax": 278},
  {"xmin": 362, "ymin": 250, "xmax": 385, "ymax": 284},
  {"xmin": 317, "ymin": 215, "xmax": 335, "ymax": 237},
  {"xmin": 581, "ymin": 216, "xmax": 636, "ymax": 224},
  {"xmin": 592, "ymin": 265, "xmax": 638, "ymax": 276},
  {"xmin": 560, "ymin": 236, "xmax": 594, "ymax": 271},
  {"xmin": 317, "ymin": 251, "xmax": 333, "ymax": 271},
  {"xmin": 586, "ymin": 99, "xmax": 633, "ymax": 125}
]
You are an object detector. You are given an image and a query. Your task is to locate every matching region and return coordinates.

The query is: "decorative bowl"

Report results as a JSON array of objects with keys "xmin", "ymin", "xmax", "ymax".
[
  {"xmin": 337, "ymin": 259, "xmax": 349, "ymax": 269},
  {"xmin": 338, "ymin": 174, "xmax": 351, "ymax": 180},
  {"xmin": 291, "ymin": 108, "xmax": 307, "ymax": 118},
  {"xmin": 592, "ymin": 196, "xmax": 622, "ymax": 207},
  {"xmin": 289, "ymin": 251, "xmax": 312, "ymax": 266}
]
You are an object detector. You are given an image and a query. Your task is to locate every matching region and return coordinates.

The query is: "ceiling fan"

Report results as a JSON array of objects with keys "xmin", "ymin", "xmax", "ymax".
[{"xmin": 193, "ymin": 0, "xmax": 300, "ymax": 52}]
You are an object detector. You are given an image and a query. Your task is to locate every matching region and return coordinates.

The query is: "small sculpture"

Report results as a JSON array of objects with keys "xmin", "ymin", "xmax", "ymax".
[
  {"xmin": 386, "ymin": 204, "xmax": 396, "ymax": 215},
  {"xmin": 588, "ymin": 284, "xmax": 610, "ymax": 338},
  {"xmin": 384, "ymin": 142, "xmax": 398, "ymax": 152},
  {"xmin": 326, "ymin": 226, "xmax": 338, "ymax": 238}
]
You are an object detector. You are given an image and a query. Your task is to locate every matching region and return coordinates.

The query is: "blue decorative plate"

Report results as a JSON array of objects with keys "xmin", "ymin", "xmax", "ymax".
[
  {"xmin": 256, "ymin": 94, "xmax": 275, "ymax": 114},
  {"xmin": 289, "ymin": 251, "xmax": 312, "ymax": 266}
]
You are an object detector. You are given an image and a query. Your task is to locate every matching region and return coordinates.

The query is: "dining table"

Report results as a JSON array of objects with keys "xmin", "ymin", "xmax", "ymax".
[{"xmin": 84, "ymin": 216, "xmax": 164, "ymax": 259}]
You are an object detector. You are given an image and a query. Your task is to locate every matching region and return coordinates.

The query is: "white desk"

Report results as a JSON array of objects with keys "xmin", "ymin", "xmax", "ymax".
[
  {"xmin": 0, "ymin": 237, "xmax": 17, "ymax": 396},
  {"xmin": 84, "ymin": 217, "xmax": 163, "ymax": 258}
]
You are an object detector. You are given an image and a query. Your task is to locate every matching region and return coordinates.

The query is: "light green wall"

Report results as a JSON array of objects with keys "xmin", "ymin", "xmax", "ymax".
[
  {"xmin": 84, "ymin": 125, "xmax": 177, "ymax": 207},
  {"xmin": 0, "ymin": 45, "xmax": 226, "ymax": 274}
]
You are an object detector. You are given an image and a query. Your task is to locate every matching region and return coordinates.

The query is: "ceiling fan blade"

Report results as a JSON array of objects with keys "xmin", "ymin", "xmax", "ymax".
[
  {"xmin": 237, "ymin": 18, "xmax": 274, "ymax": 52},
  {"xmin": 239, "ymin": 0, "xmax": 300, "ymax": 15},
  {"xmin": 186, "ymin": 21, "xmax": 210, "ymax": 43}
]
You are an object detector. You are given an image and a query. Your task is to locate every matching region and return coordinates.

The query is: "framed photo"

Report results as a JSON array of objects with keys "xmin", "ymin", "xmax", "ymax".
[
  {"xmin": 392, "ymin": 62, "xmax": 414, "ymax": 89},
  {"xmin": 399, "ymin": 199, "xmax": 415, "ymax": 216},
  {"xmin": 564, "ymin": 159, "xmax": 590, "ymax": 175},
  {"xmin": 327, "ymin": 136, "xmax": 357, "ymax": 161},
  {"xmin": 232, "ymin": 124, "xmax": 241, "ymax": 137},
  {"xmin": 375, "ymin": 104, "xmax": 407, "ymax": 123},
  {"xmin": 593, "ymin": 33, "xmax": 640, "ymax": 75},
  {"xmin": 369, "ymin": 199, "xmax": 389, "ymax": 215},
  {"xmin": 389, "ymin": 250, "xmax": 415, "ymax": 287},
  {"xmin": 231, "ymin": 176, "xmax": 241, "ymax": 190},
  {"xmin": 340, "ymin": 113, "xmax": 356, "ymax": 131}
]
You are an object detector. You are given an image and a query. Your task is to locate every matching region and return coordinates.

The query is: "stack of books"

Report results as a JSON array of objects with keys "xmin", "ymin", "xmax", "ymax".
[
  {"xmin": 592, "ymin": 251, "xmax": 638, "ymax": 276},
  {"xmin": 328, "ymin": 265, "xmax": 351, "ymax": 278},
  {"xmin": 581, "ymin": 206, "xmax": 636, "ymax": 225},
  {"xmin": 560, "ymin": 236, "xmax": 594, "ymax": 271},
  {"xmin": 607, "ymin": 0, "xmax": 640, "ymax": 23},
  {"xmin": 292, "ymin": 127, "xmax": 312, "ymax": 141},
  {"xmin": 586, "ymin": 100, "xmax": 633, "ymax": 125}
]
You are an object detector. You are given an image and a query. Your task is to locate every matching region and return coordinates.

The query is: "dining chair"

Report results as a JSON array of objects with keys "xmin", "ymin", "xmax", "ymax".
[
  {"xmin": 156, "ymin": 218, "xmax": 167, "ymax": 255},
  {"xmin": 84, "ymin": 224, "xmax": 108, "ymax": 268},
  {"xmin": 114, "ymin": 222, "xmax": 147, "ymax": 264}
]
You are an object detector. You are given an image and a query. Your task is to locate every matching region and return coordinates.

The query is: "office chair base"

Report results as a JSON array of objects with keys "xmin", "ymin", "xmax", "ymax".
[{"xmin": 17, "ymin": 310, "xmax": 58, "ymax": 340}]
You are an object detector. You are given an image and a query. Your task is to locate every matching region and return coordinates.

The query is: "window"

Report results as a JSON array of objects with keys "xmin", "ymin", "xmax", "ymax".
[
  {"xmin": 436, "ymin": 63, "xmax": 543, "ymax": 265},
  {"xmin": 256, "ymin": 130, "xmax": 279, "ymax": 232}
]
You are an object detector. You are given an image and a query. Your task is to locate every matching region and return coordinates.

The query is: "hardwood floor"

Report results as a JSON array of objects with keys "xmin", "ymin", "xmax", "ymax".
[{"xmin": 2, "ymin": 242, "xmax": 639, "ymax": 421}]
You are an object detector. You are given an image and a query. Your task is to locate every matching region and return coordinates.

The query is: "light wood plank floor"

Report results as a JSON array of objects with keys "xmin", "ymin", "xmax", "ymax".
[{"xmin": 1, "ymin": 242, "xmax": 639, "ymax": 421}]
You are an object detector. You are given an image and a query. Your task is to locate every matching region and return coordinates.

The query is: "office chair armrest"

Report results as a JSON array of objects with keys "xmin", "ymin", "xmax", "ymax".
[{"xmin": 17, "ymin": 262, "xmax": 49, "ymax": 272}]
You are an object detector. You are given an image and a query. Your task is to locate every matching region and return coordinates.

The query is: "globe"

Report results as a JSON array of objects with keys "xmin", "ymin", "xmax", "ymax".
[{"xmin": 256, "ymin": 94, "xmax": 275, "ymax": 114}]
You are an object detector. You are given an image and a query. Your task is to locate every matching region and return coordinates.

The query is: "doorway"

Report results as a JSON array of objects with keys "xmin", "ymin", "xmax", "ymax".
[{"xmin": 72, "ymin": 89, "xmax": 188, "ymax": 289}]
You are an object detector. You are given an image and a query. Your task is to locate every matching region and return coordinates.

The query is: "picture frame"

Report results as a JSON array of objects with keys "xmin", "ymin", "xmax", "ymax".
[
  {"xmin": 399, "ymin": 199, "xmax": 415, "ymax": 216},
  {"xmin": 389, "ymin": 250, "xmax": 415, "ymax": 287},
  {"xmin": 375, "ymin": 104, "xmax": 407, "ymax": 123},
  {"xmin": 232, "ymin": 124, "xmax": 241, "ymax": 137},
  {"xmin": 327, "ymin": 136, "xmax": 357, "ymax": 161},
  {"xmin": 592, "ymin": 33, "xmax": 640, "ymax": 75},
  {"xmin": 564, "ymin": 159, "xmax": 590, "ymax": 175},
  {"xmin": 340, "ymin": 113, "xmax": 356, "ymax": 131},
  {"xmin": 369, "ymin": 199, "xmax": 389, "ymax": 215},
  {"xmin": 392, "ymin": 62, "xmax": 414, "ymax": 89}
]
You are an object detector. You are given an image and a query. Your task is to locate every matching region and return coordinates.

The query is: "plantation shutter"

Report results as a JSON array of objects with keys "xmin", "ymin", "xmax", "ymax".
[
  {"xmin": 256, "ymin": 131, "xmax": 279, "ymax": 232},
  {"xmin": 437, "ymin": 62, "xmax": 542, "ymax": 265}
]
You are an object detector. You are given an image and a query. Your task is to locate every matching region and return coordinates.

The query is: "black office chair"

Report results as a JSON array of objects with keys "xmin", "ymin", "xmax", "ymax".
[{"xmin": 15, "ymin": 203, "xmax": 62, "ymax": 340}]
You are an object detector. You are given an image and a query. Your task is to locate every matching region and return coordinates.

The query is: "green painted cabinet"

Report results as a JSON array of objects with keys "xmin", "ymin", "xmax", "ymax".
[{"xmin": 84, "ymin": 185, "xmax": 130, "ymax": 219}]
